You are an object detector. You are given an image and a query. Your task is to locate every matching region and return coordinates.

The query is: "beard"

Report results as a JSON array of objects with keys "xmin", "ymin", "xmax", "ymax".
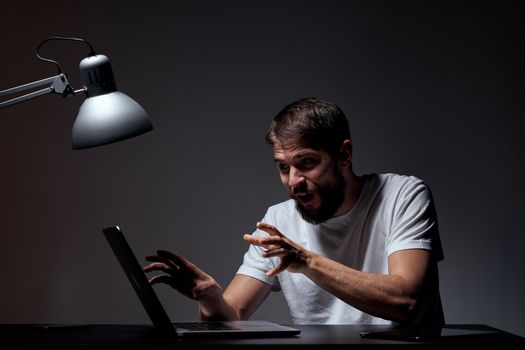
[{"xmin": 291, "ymin": 166, "xmax": 346, "ymax": 225}]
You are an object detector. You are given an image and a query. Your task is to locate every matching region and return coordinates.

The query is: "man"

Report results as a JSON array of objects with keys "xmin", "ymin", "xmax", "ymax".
[{"xmin": 144, "ymin": 97, "xmax": 444, "ymax": 325}]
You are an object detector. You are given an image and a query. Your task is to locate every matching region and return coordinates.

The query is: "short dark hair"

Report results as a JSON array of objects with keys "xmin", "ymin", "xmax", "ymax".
[{"xmin": 265, "ymin": 97, "xmax": 351, "ymax": 157}]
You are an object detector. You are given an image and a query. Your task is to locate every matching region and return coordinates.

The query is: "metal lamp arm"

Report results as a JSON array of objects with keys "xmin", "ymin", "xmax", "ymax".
[
  {"xmin": 0, "ymin": 73, "xmax": 76, "ymax": 109},
  {"xmin": 0, "ymin": 37, "xmax": 95, "ymax": 110}
]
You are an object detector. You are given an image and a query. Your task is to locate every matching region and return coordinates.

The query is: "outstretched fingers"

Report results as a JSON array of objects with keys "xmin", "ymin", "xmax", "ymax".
[
  {"xmin": 143, "ymin": 261, "xmax": 173, "ymax": 274},
  {"xmin": 145, "ymin": 254, "xmax": 180, "ymax": 271},
  {"xmin": 148, "ymin": 274, "xmax": 173, "ymax": 285},
  {"xmin": 157, "ymin": 250, "xmax": 205, "ymax": 275},
  {"xmin": 156, "ymin": 250, "xmax": 190, "ymax": 265},
  {"xmin": 261, "ymin": 247, "xmax": 288, "ymax": 258},
  {"xmin": 144, "ymin": 251, "xmax": 196, "ymax": 286},
  {"xmin": 256, "ymin": 222, "xmax": 283, "ymax": 237},
  {"xmin": 243, "ymin": 234, "xmax": 283, "ymax": 247}
]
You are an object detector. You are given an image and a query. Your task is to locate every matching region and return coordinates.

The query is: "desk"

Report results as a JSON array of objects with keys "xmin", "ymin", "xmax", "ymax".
[{"xmin": 0, "ymin": 324, "xmax": 523, "ymax": 349}]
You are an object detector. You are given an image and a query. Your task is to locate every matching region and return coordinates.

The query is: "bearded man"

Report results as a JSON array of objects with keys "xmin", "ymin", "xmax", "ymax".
[{"xmin": 145, "ymin": 97, "xmax": 444, "ymax": 326}]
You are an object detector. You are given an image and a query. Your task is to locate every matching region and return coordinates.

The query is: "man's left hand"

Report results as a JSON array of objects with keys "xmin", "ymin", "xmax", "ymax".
[{"xmin": 243, "ymin": 222, "xmax": 312, "ymax": 277}]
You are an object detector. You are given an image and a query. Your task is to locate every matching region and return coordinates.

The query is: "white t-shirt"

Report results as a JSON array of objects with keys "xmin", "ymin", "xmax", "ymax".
[{"xmin": 237, "ymin": 173, "xmax": 444, "ymax": 325}]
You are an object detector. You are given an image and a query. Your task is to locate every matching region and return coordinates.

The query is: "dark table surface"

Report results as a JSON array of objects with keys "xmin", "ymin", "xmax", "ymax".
[{"xmin": 0, "ymin": 323, "xmax": 523, "ymax": 349}]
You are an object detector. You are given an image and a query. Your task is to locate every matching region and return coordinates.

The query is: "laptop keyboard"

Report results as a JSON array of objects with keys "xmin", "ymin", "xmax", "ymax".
[{"xmin": 173, "ymin": 322, "xmax": 240, "ymax": 331}]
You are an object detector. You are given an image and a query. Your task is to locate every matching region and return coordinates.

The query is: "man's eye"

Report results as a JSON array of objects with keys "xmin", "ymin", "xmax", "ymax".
[
  {"xmin": 301, "ymin": 158, "xmax": 316, "ymax": 167},
  {"xmin": 278, "ymin": 164, "xmax": 290, "ymax": 173}
]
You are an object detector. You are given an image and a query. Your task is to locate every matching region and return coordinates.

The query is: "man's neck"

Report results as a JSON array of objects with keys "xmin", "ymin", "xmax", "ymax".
[{"xmin": 334, "ymin": 172, "xmax": 363, "ymax": 218}]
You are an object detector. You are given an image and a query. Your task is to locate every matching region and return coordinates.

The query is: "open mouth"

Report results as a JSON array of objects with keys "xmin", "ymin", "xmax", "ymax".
[{"xmin": 295, "ymin": 193, "xmax": 314, "ymax": 205}]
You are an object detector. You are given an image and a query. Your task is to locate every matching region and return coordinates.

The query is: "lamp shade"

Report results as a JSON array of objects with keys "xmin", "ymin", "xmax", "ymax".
[
  {"xmin": 71, "ymin": 54, "xmax": 153, "ymax": 149},
  {"xmin": 72, "ymin": 91, "xmax": 153, "ymax": 149}
]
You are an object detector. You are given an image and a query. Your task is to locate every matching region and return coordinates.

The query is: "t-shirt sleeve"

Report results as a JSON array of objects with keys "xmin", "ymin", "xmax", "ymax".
[
  {"xmin": 236, "ymin": 212, "xmax": 281, "ymax": 291},
  {"xmin": 387, "ymin": 178, "xmax": 444, "ymax": 261}
]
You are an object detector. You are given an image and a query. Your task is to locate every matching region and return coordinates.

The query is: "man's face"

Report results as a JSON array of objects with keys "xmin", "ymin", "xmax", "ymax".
[{"xmin": 273, "ymin": 143, "xmax": 346, "ymax": 224}]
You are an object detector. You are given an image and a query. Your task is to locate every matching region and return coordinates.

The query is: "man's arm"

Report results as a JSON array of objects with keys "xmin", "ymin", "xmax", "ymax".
[
  {"xmin": 245, "ymin": 222, "xmax": 434, "ymax": 324},
  {"xmin": 305, "ymin": 249, "xmax": 430, "ymax": 323},
  {"xmin": 202, "ymin": 275, "xmax": 273, "ymax": 321},
  {"xmin": 144, "ymin": 250, "xmax": 272, "ymax": 321}
]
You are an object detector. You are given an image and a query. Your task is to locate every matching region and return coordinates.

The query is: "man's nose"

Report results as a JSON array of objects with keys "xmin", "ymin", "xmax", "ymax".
[{"xmin": 288, "ymin": 167, "xmax": 306, "ymax": 191}]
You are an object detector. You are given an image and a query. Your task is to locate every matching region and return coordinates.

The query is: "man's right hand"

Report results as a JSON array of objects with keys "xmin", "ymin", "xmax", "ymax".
[{"xmin": 144, "ymin": 250, "xmax": 222, "ymax": 302}]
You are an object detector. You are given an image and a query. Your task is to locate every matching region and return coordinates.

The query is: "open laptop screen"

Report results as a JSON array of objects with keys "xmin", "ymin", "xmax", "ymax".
[{"xmin": 103, "ymin": 226, "xmax": 176, "ymax": 335}]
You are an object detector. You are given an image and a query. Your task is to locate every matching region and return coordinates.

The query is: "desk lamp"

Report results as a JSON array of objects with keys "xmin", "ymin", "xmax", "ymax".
[{"xmin": 0, "ymin": 37, "xmax": 153, "ymax": 149}]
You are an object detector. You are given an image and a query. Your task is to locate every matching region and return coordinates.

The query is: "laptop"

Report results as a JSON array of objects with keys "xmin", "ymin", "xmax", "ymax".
[{"xmin": 102, "ymin": 225, "xmax": 300, "ymax": 337}]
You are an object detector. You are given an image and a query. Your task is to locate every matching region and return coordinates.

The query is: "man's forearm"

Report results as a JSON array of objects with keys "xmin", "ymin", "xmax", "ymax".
[
  {"xmin": 246, "ymin": 222, "xmax": 430, "ymax": 323},
  {"xmin": 198, "ymin": 292, "xmax": 240, "ymax": 321},
  {"xmin": 302, "ymin": 252, "xmax": 419, "ymax": 323}
]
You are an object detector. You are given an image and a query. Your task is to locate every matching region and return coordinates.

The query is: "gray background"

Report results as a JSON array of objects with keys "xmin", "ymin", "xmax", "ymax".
[{"xmin": 1, "ymin": 0, "xmax": 524, "ymax": 337}]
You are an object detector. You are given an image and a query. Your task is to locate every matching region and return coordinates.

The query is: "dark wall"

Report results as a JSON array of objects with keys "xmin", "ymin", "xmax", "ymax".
[{"xmin": 1, "ymin": 0, "xmax": 523, "ymax": 336}]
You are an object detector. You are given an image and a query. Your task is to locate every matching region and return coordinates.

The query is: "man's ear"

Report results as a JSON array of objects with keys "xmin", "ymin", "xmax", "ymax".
[{"xmin": 338, "ymin": 140, "xmax": 353, "ymax": 167}]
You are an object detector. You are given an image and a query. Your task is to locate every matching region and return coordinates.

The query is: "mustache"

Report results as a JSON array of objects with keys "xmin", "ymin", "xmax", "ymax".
[{"xmin": 289, "ymin": 182, "xmax": 315, "ymax": 197}]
